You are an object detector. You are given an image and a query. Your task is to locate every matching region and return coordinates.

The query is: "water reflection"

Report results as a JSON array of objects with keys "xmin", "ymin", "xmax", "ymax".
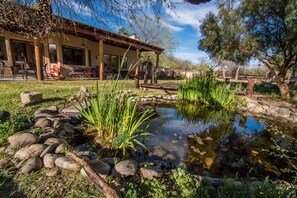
[{"xmin": 137, "ymin": 103, "xmax": 292, "ymax": 180}]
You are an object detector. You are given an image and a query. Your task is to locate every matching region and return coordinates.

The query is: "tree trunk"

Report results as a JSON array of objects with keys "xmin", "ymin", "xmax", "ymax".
[
  {"xmin": 221, "ymin": 65, "xmax": 226, "ymax": 79},
  {"xmin": 235, "ymin": 65, "xmax": 240, "ymax": 81},
  {"xmin": 276, "ymin": 72, "xmax": 290, "ymax": 99}
]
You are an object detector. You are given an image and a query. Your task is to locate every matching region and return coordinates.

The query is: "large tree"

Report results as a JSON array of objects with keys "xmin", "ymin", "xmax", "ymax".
[
  {"xmin": 199, "ymin": 0, "xmax": 249, "ymax": 81},
  {"xmin": 199, "ymin": 0, "xmax": 297, "ymax": 99},
  {"xmin": 241, "ymin": 0, "xmax": 297, "ymax": 99}
]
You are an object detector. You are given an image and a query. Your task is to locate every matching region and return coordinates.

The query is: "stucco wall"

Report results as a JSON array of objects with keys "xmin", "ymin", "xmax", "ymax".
[{"xmin": 0, "ymin": 29, "xmax": 137, "ymax": 77}]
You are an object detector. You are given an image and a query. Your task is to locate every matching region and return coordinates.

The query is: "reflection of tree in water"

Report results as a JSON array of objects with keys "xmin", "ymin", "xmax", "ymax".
[{"xmin": 176, "ymin": 102, "xmax": 234, "ymax": 124}]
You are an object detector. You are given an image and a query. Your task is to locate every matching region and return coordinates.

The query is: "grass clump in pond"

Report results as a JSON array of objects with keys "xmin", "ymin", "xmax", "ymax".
[
  {"xmin": 79, "ymin": 81, "xmax": 153, "ymax": 156},
  {"xmin": 178, "ymin": 76, "xmax": 237, "ymax": 111}
]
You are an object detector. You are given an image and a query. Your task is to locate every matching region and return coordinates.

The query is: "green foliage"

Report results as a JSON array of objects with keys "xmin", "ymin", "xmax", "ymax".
[
  {"xmin": 178, "ymin": 76, "xmax": 237, "ymax": 110},
  {"xmin": 218, "ymin": 178, "xmax": 247, "ymax": 197},
  {"xmin": 79, "ymin": 81, "xmax": 152, "ymax": 155},
  {"xmin": 0, "ymin": 114, "xmax": 33, "ymax": 146},
  {"xmin": 30, "ymin": 127, "xmax": 45, "ymax": 136}
]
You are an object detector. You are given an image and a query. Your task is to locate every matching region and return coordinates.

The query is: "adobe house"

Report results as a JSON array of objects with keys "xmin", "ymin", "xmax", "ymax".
[{"xmin": 0, "ymin": 17, "xmax": 163, "ymax": 86}]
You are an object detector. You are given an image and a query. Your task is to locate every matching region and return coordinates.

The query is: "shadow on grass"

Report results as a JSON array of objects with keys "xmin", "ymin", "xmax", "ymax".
[{"xmin": 0, "ymin": 169, "xmax": 25, "ymax": 198}]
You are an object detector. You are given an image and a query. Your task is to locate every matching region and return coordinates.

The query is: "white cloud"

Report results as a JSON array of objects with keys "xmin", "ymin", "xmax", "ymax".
[
  {"xmin": 161, "ymin": 20, "xmax": 184, "ymax": 32},
  {"xmin": 165, "ymin": 1, "xmax": 217, "ymax": 31}
]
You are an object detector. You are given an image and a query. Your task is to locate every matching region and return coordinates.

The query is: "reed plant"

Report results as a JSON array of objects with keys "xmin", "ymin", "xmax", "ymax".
[
  {"xmin": 178, "ymin": 76, "xmax": 237, "ymax": 111},
  {"xmin": 78, "ymin": 49, "xmax": 152, "ymax": 155}
]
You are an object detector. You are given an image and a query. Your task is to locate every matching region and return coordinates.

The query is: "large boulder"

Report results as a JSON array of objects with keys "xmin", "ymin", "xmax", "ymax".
[
  {"xmin": 20, "ymin": 157, "xmax": 43, "ymax": 174},
  {"xmin": 55, "ymin": 157, "xmax": 82, "ymax": 171},
  {"xmin": 0, "ymin": 110, "xmax": 10, "ymax": 122},
  {"xmin": 14, "ymin": 144, "xmax": 46, "ymax": 160},
  {"xmin": 20, "ymin": 91, "xmax": 42, "ymax": 106},
  {"xmin": 80, "ymin": 159, "xmax": 111, "ymax": 178},
  {"xmin": 8, "ymin": 132, "xmax": 39, "ymax": 148},
  {"xmin": 112, "ymin": 159, "xmax": 138, "ymax": 178}
]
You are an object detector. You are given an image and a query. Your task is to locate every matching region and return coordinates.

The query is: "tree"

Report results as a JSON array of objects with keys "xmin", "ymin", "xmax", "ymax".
[
  {"xmin": 199, "ymin": 0, "xmax": 249, "ymax": 81},
  {"xmin": 199, "ymin": 0, "xmax": 297, "ymax": 99},
  {"xmin": 0, "ymin": 0, "xmax": 210, "ymax": 38},
  {"xmin": 117, "ymin": 27, "xmax": 131, "ymax": 36},
  {"xmin": 240, "ymin": 0, "xmax": 297, "ymax": 99}
]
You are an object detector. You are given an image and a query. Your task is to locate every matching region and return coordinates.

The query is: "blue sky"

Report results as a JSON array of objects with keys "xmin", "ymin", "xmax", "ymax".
[{"xmin": 62, "ymin": 0, "xmax": 218, "ymax": 65}]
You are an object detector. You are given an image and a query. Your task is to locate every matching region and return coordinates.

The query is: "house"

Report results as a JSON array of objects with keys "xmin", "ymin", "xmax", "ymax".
[{"xmin": 0, "ymin": 17, "xmax": 163, "ymax": 85}]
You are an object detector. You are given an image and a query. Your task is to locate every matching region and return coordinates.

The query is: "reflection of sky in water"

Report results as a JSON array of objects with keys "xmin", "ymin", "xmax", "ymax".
[{"xmin": 233, "ymin": 115, "xmax": 266, "ymax": 137}]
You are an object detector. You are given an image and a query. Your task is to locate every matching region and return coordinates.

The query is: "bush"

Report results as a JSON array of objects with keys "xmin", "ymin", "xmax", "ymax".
[{"xmin": 178, "ymin": 76, "xmax": 237, "ymax": 110}]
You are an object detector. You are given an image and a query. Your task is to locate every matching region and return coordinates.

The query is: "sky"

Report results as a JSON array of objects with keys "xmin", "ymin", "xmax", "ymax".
[{"xmin": 61, "ymin": 0, "xmax": 218, "ymax": 65}]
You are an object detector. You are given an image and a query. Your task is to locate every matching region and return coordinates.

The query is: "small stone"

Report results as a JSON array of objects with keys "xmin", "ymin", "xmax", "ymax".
[
  {"xmin": 163, "ymin": 153, "xmax": 176, "ymax": 160},
  {"xmin": 55, "ymin": 144, "xmax": 65, "ymax": 154},
  {"xmin": 46, "ymin": 168, "xmax": 60, "ymax": 177},
  {"xmin": 39, "ymin": 133, "xmax": 59, "ymax": 143},
  {"xmin": 0, "ymin": 110, "xmax": 10, "ymax": 122},
  {"xmin": 8, "ymin": 132, "xmax": 39, "ymax": 148},
  {"xmin": 112, "ymin": 159, "xmax": 138, "ymax": 178},
  {"xmin": 40, "ymin": 144, "xmax": 59, "ymax": 157},
  {"xmin": 47, "ymin": 106, "xmax": 58, "ymax": 112},
  {"xmin": 16, "ymin": 159, "xmax": 27, "ymax": 169},
  {"xmin": 0, "ymin": 158, "xmax": 11, "ymax": 168},
  {"xmin": 140, "ymin": 166, "xmax": 163, "ymax": 180},
  {"xmin": 81, "ymin": 159, "xmax": 111, "ymax": 178},
  {"xmin": 44, "ymin": 138, "xmax": 67, "ymax": 146},
  {"xmin": 14, "ymin": 144, "xmax": 46, "ymax": 160},
  {"xmin": 153, "ymin": 147, "xmax": 167, "ymax": 157},
  {"xmin": 20, "ymin": 91, "xmax": 42, "ymax": 106},
  {"xmin": 20, "ymin": 157, "xmax": 43, "ymax": 174},
  {"xmin": 202, "ymin": 176, "xmax": 224, "ymax": 186},
  {"xmin": 55, "ymin": 157, "xmax": 82, "ymax": 171},
  {"xmin": 101, "ymin": 157, "xmax": 120, "ymax": 166},
  {"xmin": 43, "ymin": 153, "xmax": 61, "ymax": 168},
  {"xmin": 35, "ymin": 118, "xmax": 52, "ymax": 128},
  {"xmin": 34, "ymin": 113, "xmax": 55, "ymax": 119}
]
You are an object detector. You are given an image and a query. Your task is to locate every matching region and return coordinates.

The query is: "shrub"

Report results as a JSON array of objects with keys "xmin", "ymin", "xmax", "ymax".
[{"xmin": 178, "ymin": 76, "xmax": 237, "ymax": 110}]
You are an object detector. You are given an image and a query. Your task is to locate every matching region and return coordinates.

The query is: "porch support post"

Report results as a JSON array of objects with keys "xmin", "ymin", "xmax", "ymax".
[
  {"xmin": 43, "ymin": 38, "xmax": 50, "ymax": 77},
  {"xmin": 5, "ymin": 37, "xmax": 13, "ymax": 65},
  {"xmin": 134, "ymin": 48, "xmax": 140, "ymax": 88},
  {"xmin": 85, "ymin": 48, "xmax": 89, "ymax": 67},
  {"xmin": 155, "ymin": 52, "xmax": 160, "ymax": 84},
  {"xmin": 34, "ymin": 37, "xmax": 43, "ymax": 80},
  {"xmin": 99, "ymin": 40, "xmax": 104, "ymax": 81}
]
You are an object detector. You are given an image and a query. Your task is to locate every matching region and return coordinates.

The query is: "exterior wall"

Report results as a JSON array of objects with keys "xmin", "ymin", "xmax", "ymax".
[{"xmin": 0, "ymin": 29, "xmax": 137, "ymax": 77}]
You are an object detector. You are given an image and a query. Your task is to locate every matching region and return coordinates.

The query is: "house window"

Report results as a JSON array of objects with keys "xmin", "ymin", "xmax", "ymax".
[
  {"xmin": 0, "ymin": 37, "xmax": 7, "ymax": 60},
  {"xmin": 49, "ymin": 44, "xmax": 57, "ymax": 63},
  {"xmin": 120, "ymin": 56, "xmax": 128, "ymax": 69},
  {"xmin": 111, "ymin": 55, "xmax": 118, "ymax": 72},
  {"xmin": 88, "ymin": 50, "xmax": 91, "ymax": 66},
  {"xmin": 62, "ymin": 46, "xmax": 85, "ymax": 65},
  {"xmin": 104, "ymin": 54, "xmax": 111, "ymax": 72},
  {"xmin": 12, "ymin": 41, "xmax": 26, "ymax": 62}
]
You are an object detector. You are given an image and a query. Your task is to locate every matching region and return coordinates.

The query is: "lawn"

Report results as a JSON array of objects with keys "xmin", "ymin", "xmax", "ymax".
[{"xmin": 0, "ymin": 79, "xmax": 181, "ymax": 115}]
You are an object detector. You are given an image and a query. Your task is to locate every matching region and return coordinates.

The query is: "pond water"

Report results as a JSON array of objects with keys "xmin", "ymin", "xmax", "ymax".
[{"xmin": 135, "ymin": 103, "xmax": 296, "ymax": 181}]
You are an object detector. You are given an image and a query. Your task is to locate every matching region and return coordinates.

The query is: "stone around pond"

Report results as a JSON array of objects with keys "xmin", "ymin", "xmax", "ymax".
[
  {"xmin": 20, "ymin": 157, "xmax": 43, "ymax": 174},
  {"xmin": 80, "ymin": 159, "xmax": 111, "ymax": 178},
  {"xmin": 8, "ymin": 132, "xmax": 39, "ymax": 148},
  {"xmin": 43, "ymin": 153, "xmax": 62, "ymax": 168},
  {"xmin": 40, "ymin": 143, "xmax": 59, "ymax": 158},
  {"xmin": 15, "ymin": 144, "xmax": 46, "ymax": 160},
  {"xmin": 55, "ymin": 157, "xmax": 81, "ymax": 171},
  {"xmin": 46, "ymin": 168, "xmax": 60, "ymax": 177},
  {"xmin": 44, "ymin": 137, "xmax": 67, "ymax": 146},
  {"xmin": 55, "ymin": 144, "xmax": 65, "ymax": 154},
  {"xmin": 35, "ymin": 118, "xmax": 52, "ymax": 128},
  {"xmin": 140, "ymin": 166, "xmax": 163, "ymax": 180},
  {"xmin": 112, "ymin": 159, "xmax": 138, "ymax": 178},
  {"xmin": 101, "ymin": 157, "xmax": 120, "ymax": 166}
]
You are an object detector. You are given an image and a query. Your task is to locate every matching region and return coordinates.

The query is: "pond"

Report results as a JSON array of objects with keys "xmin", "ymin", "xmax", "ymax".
[{"xmin": 134, "ymin": 103, "xmax": 296, "ymax": 181}]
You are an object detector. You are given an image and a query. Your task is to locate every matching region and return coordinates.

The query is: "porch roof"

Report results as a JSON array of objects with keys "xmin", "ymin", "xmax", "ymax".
[{"xmin": 62, "ymin": 17, "xmax": 164, "ymax": 54}]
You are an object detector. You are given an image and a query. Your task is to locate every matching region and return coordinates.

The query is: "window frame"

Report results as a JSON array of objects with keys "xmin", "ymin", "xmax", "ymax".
[
  {"xmin": 62, "ymin": 45, "xmax": 85, "ymax": 66},
  {"xmin": 0, "ymin": 37, "xmax": 7, "ymax": 61},
  {"xmin": 48, "ymin": 43, "xmax": 57, "ymax": 64}
]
